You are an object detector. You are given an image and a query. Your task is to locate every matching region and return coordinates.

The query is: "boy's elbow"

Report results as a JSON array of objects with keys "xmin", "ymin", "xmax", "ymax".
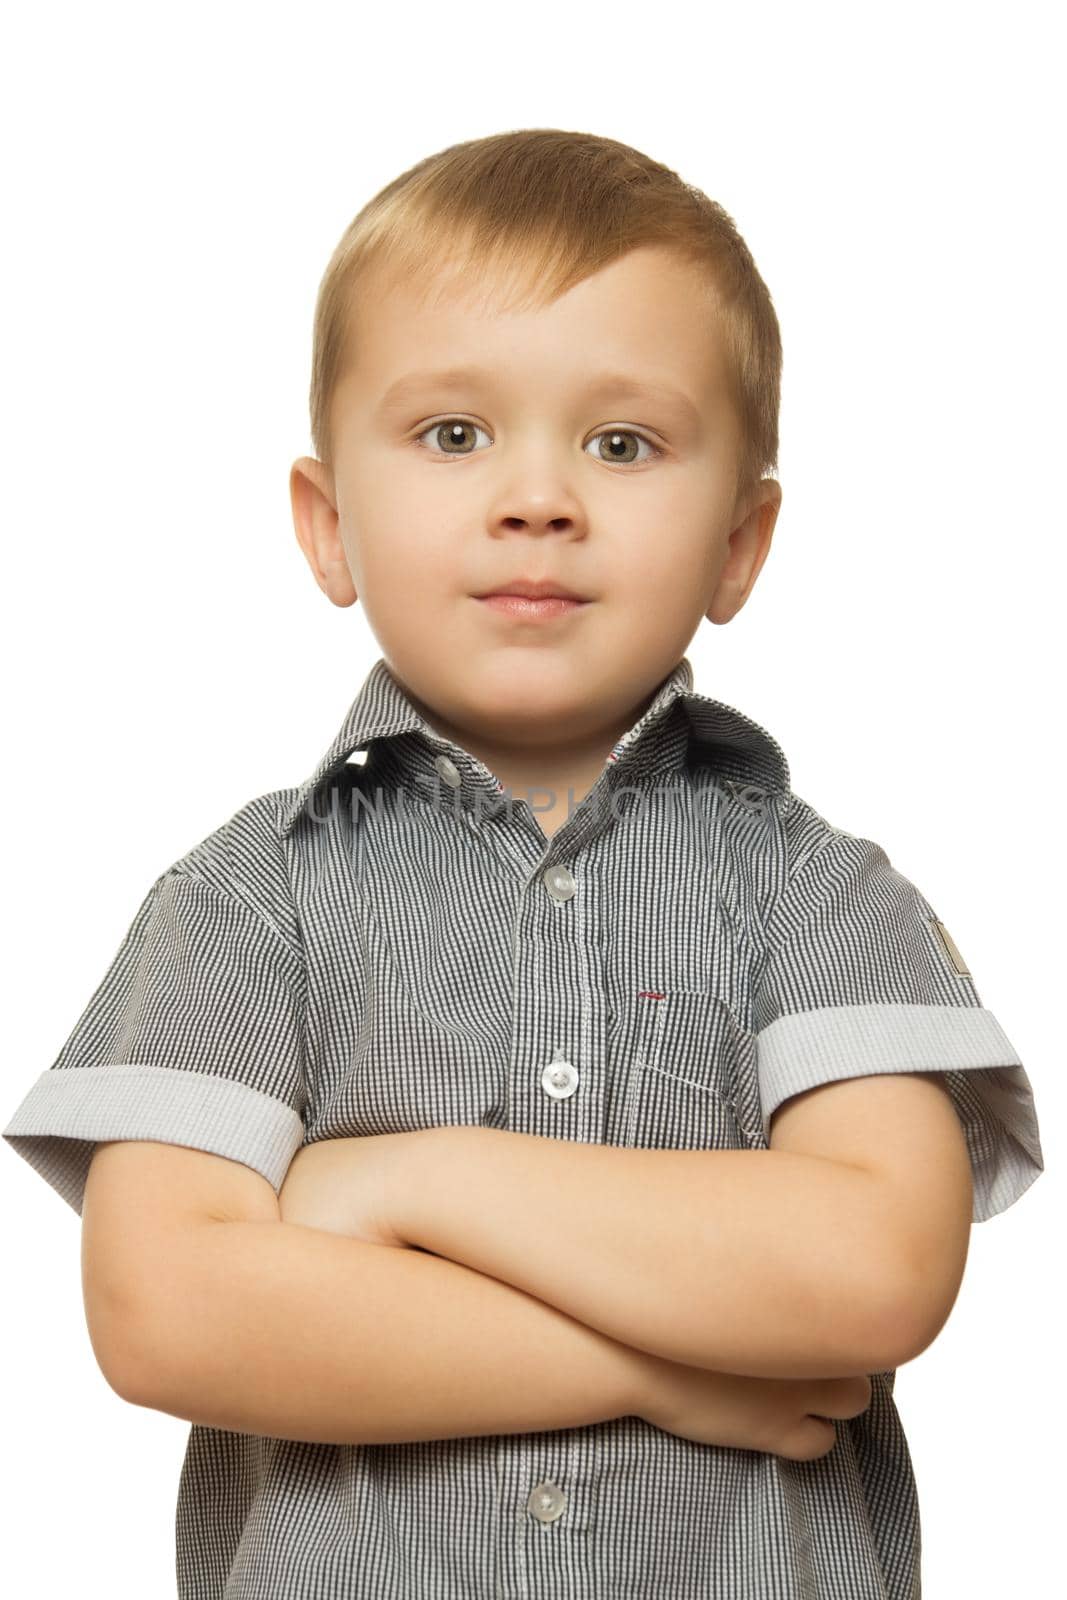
[
  {"xmin": 81, "ymin": 1257, "xmax": 161, "ymax": 1409},
  {"xmin": 83, "ymin": 1289, "xmax": 162, "ymax": 1409},
  {"xmin": 884, "ymin": 1260, "xmax": 967, "ymax": 1368},
  {"xmin": 877, "ymin": 1204, "xmax": 972, "ymax": 1370},
  {"xmin": 860, "ymin": 1292, "xmax": 925, "ymax": 1374},
  {"xmin": 860, "ymin": 1249, "xmax": 964, "ymax": 1372}
]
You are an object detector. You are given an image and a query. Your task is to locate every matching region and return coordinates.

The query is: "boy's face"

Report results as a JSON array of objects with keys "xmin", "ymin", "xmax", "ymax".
[{"xmin": 291, "ymin": 244, "xmax": 780, "ymax": 777}]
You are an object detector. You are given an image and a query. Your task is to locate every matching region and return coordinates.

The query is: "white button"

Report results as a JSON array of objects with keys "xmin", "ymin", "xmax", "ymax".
[
  {"xmin": 542, "ymin": 863, "xmax": 576, "ymax": 902},
  {"xmin": 526, "ymin": 1480, "xmax": 567, "ymax": 1523},
  {"xmin": 433, "ymin": 754, "xmax": 461, "ymax": 788},
  {"xmin": 541, "ymin": 1055, "xmax": 578, "ymax": 1100}
]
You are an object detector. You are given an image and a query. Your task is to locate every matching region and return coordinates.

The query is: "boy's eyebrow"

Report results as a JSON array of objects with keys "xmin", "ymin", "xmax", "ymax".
[{"xmin": 375, "ymin": 366, "xmax": 704, "ymax": 427}]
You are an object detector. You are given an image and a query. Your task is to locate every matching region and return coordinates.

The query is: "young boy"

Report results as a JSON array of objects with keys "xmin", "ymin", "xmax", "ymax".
[{"xmin": 3, "ymin": 128, "xmax": 1044, "ymax": 1599}]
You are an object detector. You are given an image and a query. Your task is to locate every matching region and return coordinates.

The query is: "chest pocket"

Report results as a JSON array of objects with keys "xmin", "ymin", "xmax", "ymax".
[{"xmin": 617, "ymin": 988, "xmax": 749, "ymax": 1151}]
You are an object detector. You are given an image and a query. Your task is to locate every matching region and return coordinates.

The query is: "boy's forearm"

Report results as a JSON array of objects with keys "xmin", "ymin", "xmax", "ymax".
[
  {"xmin": 128, "ymin": 1216, "xmax": 650, "ymax": 1445},
  {"xmin": 392, "ymin": 1129, "xmax": 908, "ymax": 1380}
]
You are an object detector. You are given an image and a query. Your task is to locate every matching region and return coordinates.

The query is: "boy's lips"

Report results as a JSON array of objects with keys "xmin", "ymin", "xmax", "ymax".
[
  {"xmin": 473, "ymin": 577, "xmax": 592, "ymax": 601},
  {"xmin": 475, "ymin": 595, "xmax": 591, "ymax": 620}
]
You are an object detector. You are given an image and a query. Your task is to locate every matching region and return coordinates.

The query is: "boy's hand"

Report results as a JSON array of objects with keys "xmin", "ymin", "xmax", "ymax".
[
  {"xmin": 278, "ymin": 1134, "xmax": 420, "ymax": 1248},
  {"xmin": 638, "ymin": 1356, "xmax": 873, "ymax": 1460}
]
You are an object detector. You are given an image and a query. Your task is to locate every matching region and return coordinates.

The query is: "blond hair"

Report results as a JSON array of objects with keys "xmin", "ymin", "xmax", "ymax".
[{"xmin": 308, "ymin": 128, "xmax": 781, "ymax": 502}]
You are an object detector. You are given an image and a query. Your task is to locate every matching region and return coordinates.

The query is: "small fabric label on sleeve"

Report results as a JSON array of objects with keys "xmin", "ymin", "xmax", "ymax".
[{"xmin": 929, "ymin": 918, "xmax": 972, "ymax": 977}]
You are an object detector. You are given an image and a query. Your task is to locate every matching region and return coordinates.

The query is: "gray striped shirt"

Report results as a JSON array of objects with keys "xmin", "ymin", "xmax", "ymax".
[{"xmin": 3, "ymin": 654, "xmax": 1044, "ymax": 1598}]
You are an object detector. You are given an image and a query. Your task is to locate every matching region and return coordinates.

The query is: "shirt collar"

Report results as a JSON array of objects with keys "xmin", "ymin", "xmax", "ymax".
[{"xmin": 278, "ymin": 654, "xmax": 790, "ymax": 839}]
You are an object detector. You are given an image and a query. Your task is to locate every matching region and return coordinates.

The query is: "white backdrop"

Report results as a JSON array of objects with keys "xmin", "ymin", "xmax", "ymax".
[{"xmin": 1, "ymin": 1, "xmax": 1060, "ymax": 1593}]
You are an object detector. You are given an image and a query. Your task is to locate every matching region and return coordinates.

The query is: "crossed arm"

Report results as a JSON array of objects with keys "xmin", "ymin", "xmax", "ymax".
[
  {"xmin": 297, "ymin": 1067, "xmax": 973, "ymax": 1382},
  {"xmin": 118, "ymin": 1078, "xmax": 969, "ymax": 1443}
]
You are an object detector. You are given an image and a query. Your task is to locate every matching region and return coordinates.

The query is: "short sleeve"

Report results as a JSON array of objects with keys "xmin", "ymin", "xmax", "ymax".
[
  {"xmin": 2, "ymin": 844, "xmax": 308, "ymax": 1216},
  {"xmin": 754, "ymin": 804, "xmax": 1043, "ymax": 1223}
]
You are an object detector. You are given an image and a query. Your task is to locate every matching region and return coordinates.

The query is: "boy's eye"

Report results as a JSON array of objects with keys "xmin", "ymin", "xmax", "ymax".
[
  {"xmin": 415, "ymin": 420, "xmax": 491, "ymax": 456},
  {"xmin": 412, "ymin": 418, "xmax": 662, "ymax": 465}
]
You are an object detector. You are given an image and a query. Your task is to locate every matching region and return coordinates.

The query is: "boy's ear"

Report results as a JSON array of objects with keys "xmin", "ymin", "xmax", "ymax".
[
  {"xmin": 705, "ymin": 480, "xmax": 782, "ymax": 626},
  {"xmin": 290, "ymin": 456, "xmax": 358, "ymax": 608}
]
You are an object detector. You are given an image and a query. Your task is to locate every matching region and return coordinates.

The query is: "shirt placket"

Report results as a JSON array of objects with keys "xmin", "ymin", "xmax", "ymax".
[{"xmin": 489, "ymin": 816, "xmax": 609, "ymax": 1596}]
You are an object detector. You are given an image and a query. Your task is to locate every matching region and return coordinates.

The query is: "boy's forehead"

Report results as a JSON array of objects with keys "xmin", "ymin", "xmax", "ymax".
[
  {"xmin": 338, "ymin": 249, "xmax": 730, "ymax": 419},
  {"xmin": 366, "ymin": 241, "xmax": 717, "ymax": 317}
]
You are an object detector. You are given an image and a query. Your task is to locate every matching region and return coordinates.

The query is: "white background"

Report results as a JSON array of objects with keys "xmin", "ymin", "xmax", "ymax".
[{"xmin": 1, "ymin": 1, "xmax": 1061, "ymax": 1593}]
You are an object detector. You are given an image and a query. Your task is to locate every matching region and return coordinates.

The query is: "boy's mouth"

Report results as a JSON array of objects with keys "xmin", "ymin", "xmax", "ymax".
[
  {"xmin": 473, "ymin": 575, "xmax": 592, "ymax": 602},
  {"xmin": 472, "ymin": 574, "xmax": 594, "ymax": 620},
  {"xmin": 475, "ymin": 595, "xmax": 590, "ymax": 621}
]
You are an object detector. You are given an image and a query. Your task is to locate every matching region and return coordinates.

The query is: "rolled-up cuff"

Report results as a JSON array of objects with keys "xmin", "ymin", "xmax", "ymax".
[
  {"xmin": 2, "ymin": 1064, "xmax": 306, "ymax": 1216},
  {"xmin": 756, "ymin": 1003, "xmax": 1042, "ymax": 1222}
]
